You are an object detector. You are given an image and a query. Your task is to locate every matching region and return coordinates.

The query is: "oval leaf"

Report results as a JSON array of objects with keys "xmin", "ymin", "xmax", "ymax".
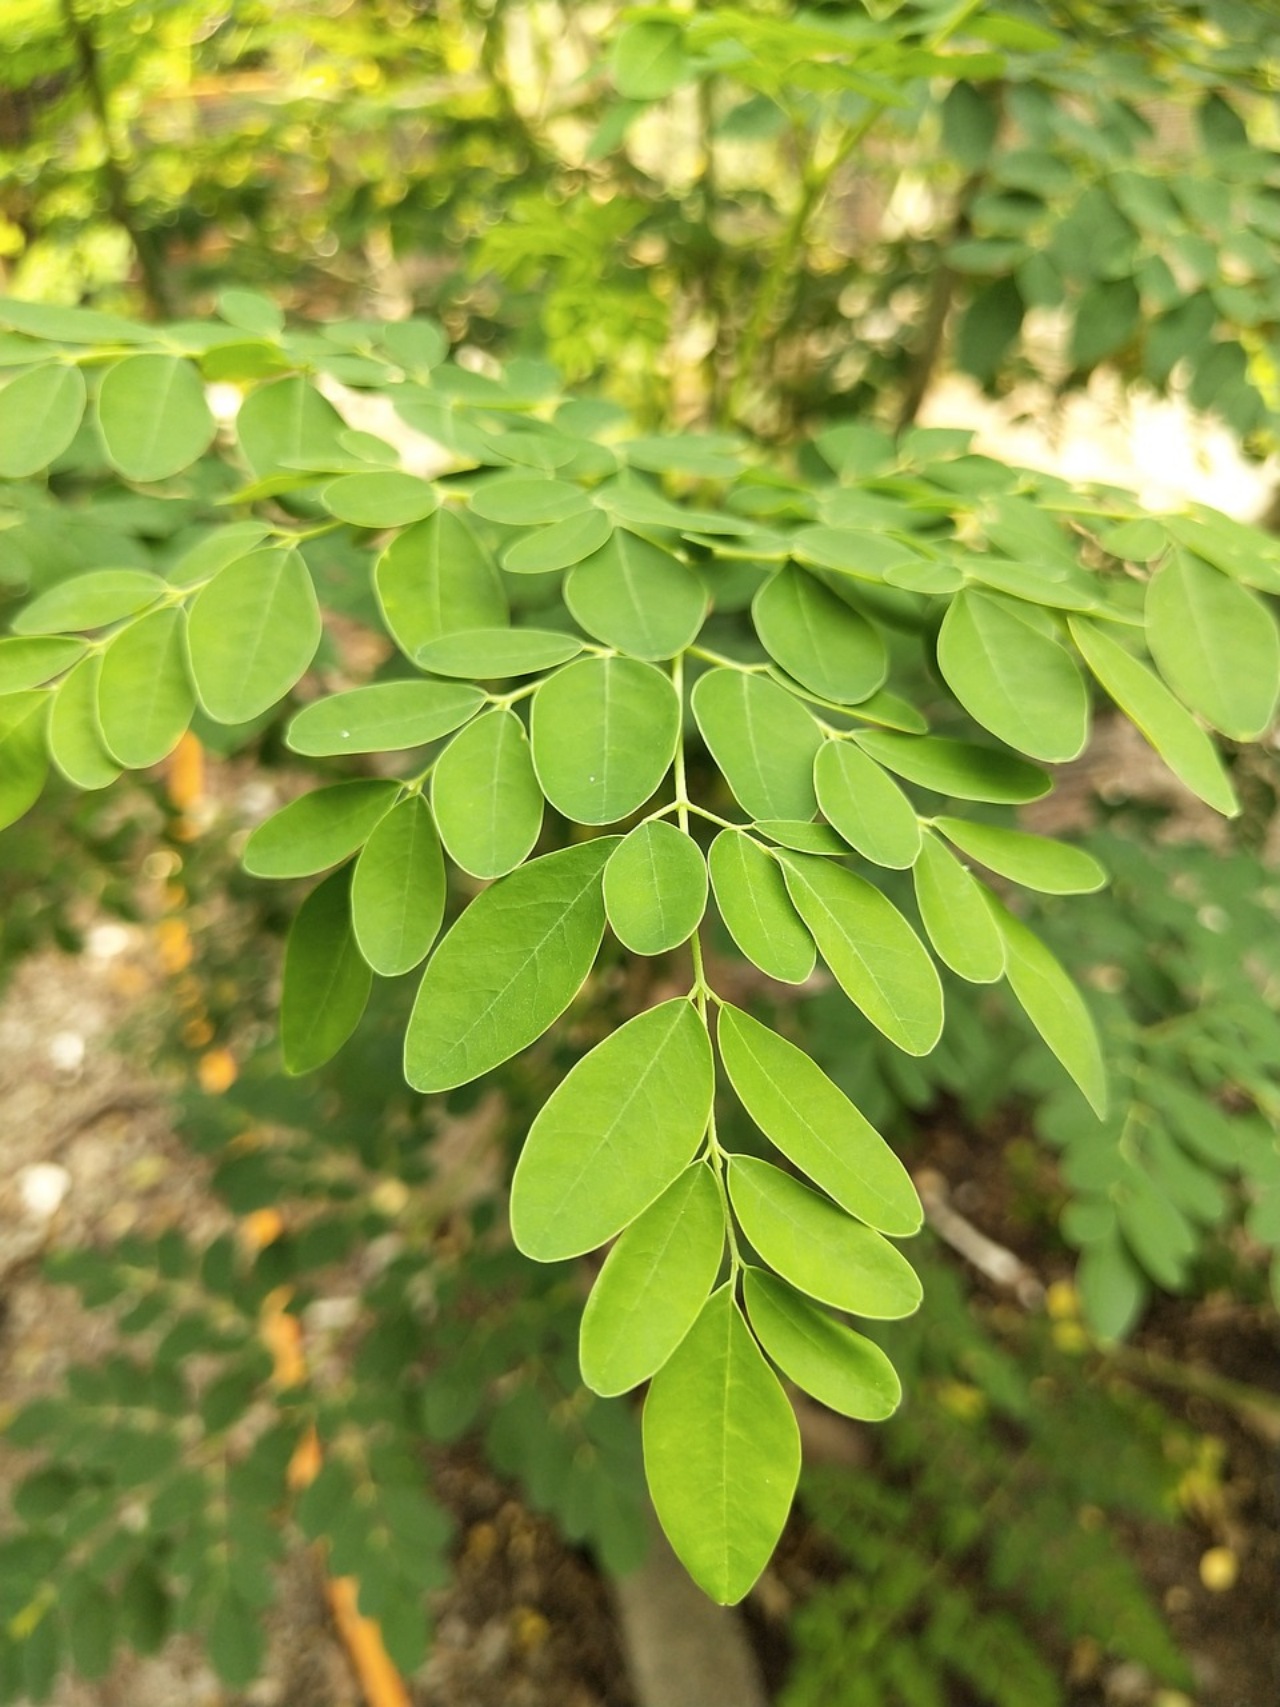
[
  {"xmin": 531, "ymin": 656, "xmax": 679, "ymax": 825},
  {"xmin": 643, "ymin": 1287, "xmax": 800, "ymax": 1606},
  {"xmin": 604, "ymin": 821, "xmax": 707, "ymax": 955},
  {"xmin": 321, "ymin": 471, "xmax": 438, "ymax": 527},
  {"xmin": 0, "ymin": 637, "xmax": 87, "ymax": 693},
  {"xmin": 0, "ymin": 691, "xmax": 49, "ymax": 830},
  {"xmin": 565, "ymin": 530, "xmax": 707, "ymax": 660},
  {"xmin": 934, "ymin": 816, "xmax": 1107, "ymax": 894},
  {"xmin": 432, "ymin": 708, "xmax": 543, "ymax": 879},
  {"xmin": 98, "ymin": 608, "xmax": 195, "ymax": 768},
  {"xmin": 781, "ymin": 853, "xmax": 944, "ymax": 1055},
  {"xmin": 854, "ymin": 728, "xmax": 1051, "ymax": 803},
  {"xmin": 743, "ymin": 1268, "xmax": 902, "ymax": 1422},
  {"xmin": 12, "ymin": 569, "xmax": 167, "ymax": 636},
  {"xmin": 728, "ymin": 1155, "xmax": 922, "ymax": 1319},
  {"xmin": 814, "ymin": 739, "xmax": 920, "ymax": 868},
  {"xmin": 405, "ymin": 838, "xmax": 616, "ymax": 1092},
  {"xmin": 280, "ymin": 868, "xmax": 372, "ymax": 1074},
  {"xmin": 692, "ymin": 668, "xmax": 822, "ymax": 820},
  {"xmin": 236, "ymin": 374, "xmax": 346, "ymax": 477},
  {"xmin": 912, "ymin": 830, "xmax": 1006, "ymax": 984},
  {"xmin": 1145, "ymin": 548, "xmax": 1280, "ymax": 740},
  {"xmin": 579, "ymin": 1163, "xmax": 724, "ymax": 1397},
  {"xmin": 502, "ymin": 508, "xmax": 613, "ymax": 574},
  {"xmin": 0, "ymin": 364, "xmax": 87, "ymax": 477},
  {"xmin": 753, "ymin": 565, "xmax": 886, "ymax": 704},
  {"xmin": 990, "ymin": 894, "xmax": 1108, "ymax": 1116},
  {"xmin": 937, "ymin": 589, "xmax": 1088, "ymax": 761},
  {"xmin": 243, "ymin": 780, "xmax": 401, "ymax": 878},
  {"xmin": 351, "ymin": 795, "xmax": 446, "ymax": 976},
  {"xmin": 286, "ymin": 680, "xmax": 483, "ymax": 756},
  {"xmin": 415, "ymin": 627, "xmax": 582, "ymax": 678},
  {"xmin": 374, "ymin": 510, "xmax": 507, "ymax": 659},
  {"xmin": 97, "ymin": 354, "xmax": 215, "ymax": 481},
  {"xmin": 707, "ymin": 831, "xmax": 815, "ymax": 985},
  {"xmin": 717, "ymin": 1004, "xmax": 921, "ymax": 1235},
  {"xmin": 187, "ymin": 548, "xmax": 320, "ymax": 724},
  {"xmin": 511, "ymin": 998, "xmax": 714, "ymax": 1260},
  {"xmin": 1069, "ymin": 614, "xmax": 1238, "ymax": 816},
  {"xmin": 48, "ymin": 656, "xmax": 120, "ymax": 790}
]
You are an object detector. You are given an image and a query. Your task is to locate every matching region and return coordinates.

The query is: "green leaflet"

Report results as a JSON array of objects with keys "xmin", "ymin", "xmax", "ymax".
[
  {"xmin": 0, "ymin": 637, "xmax": 87, "ymax": 693},
  {"xmin": 642, "ymin": 1286, "xmax": 800, "ymax": 1606},
  {"xmin": 0, "ymin": 691, "xmax": 49, "ymax": 830},
  {"xmin": 717, "ymin": 1004, "xmax": 921, "ymax": 1235},
  {"xmin": 792, "ymin": 525, "xmax": 920, "ymax": 579},
  {"xmin": 321, "ymin": 471, "xmax": 438, "ymax": 527},
  {"xmin": 1076, "ymin": 1229, "xmax": 1146, "ymax": 1340},
  {"xmin": 728, "ymin": 1156, "xmax": 922, "ymax": 1319},
  {"xmin": 502, "ymin": 507, "xmax": 613, "ymax": 574},
  {"xmin": 531, "ymin": 656, "xmax": 679, "ymax": 824},
  {"xmin": 742, "ymin": 1268, "xmax": 902, "ymax": 1422},
  {"xmin": 285, "ymin": 680, "xmax": 483, "ymax": 755},
  {"xmin": 432, "ymin": 708, "xmax": 543, "ymax": 878},
  {"xmin": 97, "ymin": 608, "xmax": 195, "ymax": 767},
  {"xmin": 405, "ymin": 837, "xmax": 615, "ymax": 1092},
  {"xmin": 813, "ymin": 738, "xmax": 920, "ymax": 868},
  {"xmin": 350, "ymin": 795, "xmax": 446, "ymax": 976},
  {"xmin": 937, "ymin": 589, "xmax": 1089, "ymax": 762},
  {"xmin": 912, "ymin": 830, "xmax": 1006, "ymax": 984},
  {"xmin": 415, "ymin": 628, "xmax": 582, "ymax": 678},
  {"xmin": 1068, "ymin": 615, "xmax": 1238, "ymax": 816},
  {"xmin": 611, "ymin": 17, "xmax": 689, "ymax": 99},
  {"xmin": 280, "ymin": 868, "xmax": 372, "ymax": 1074},
  {"xmin": 12, "ymin": 569, "xmax": 167, "ymax": 635},
  {"xmin": 854, "ymin": 728, "xmax": 1052, "ymax": 803},
  {"xmin": 579, "ymin": 1163, "xmax": 724, "ymax": 1397},
  {"xmin": 374, "ymin": 510, "xmax": 507, "ymax": 659},
  {"xmin": 604, "ymin": 821, "xmax": 707, "ymax": 954},
  {"xmin": 468, "ymin": 473, "xmax": 590, "ymax": 525},
  {"xmin": 1145, "ymin": 549, "xmax": 1280, "ymax": 740},
  {"xmin": 781, "ymin": 852, "xmax": 944, "ymax": 1055},
  {"xmin": 564, "ymin": 530, "xmax": 707, "ymax": 660},
  {"xmin": 934, "ymin": 816, "xmax": 1107, "ymax": 894},
  {"xmin": 755, "ymin": 819, "xmax": 846, "ymax": 855},
  {"xmin": 0, "ymin": 363, "xmax": 86, "ymax": 477},
  {"xmin": 752, "ymin": 564, "xmax": 886, "ymax": 704},
  {"xmin": 243, "ymin": 780, "xmax": 401, "ymax": 878},
  {"xmin": 187, "ymin": 548, "xmax": 321, "ymax": 724},
  {"xmin": 707, "ymin": 831, "xmax": 816, "ymax": 984},
  {"xmin": 218, "ymin": 287, "xmax": 284, "ymax": 337},
  {"xmin": 989, "ymin": 894, "xmax": 1108, "ymax": 1117},
  {"xmin": 235, "ymin": 374, "xmax": 346, "ymax": 477},
  {"xmin": 48, "ymin": 656, "xmax": 120, "ymax": 790},
  {"xmin": 691, "ymin": 668, "xmax": 822, "ymax": 820},
  {"xmin": 96, "ymin": 354, "xmax": 215, "ymax": 482},
  {"xmin": 510, "ymin": 998, "xmax": 714, "ymax": 1260}
]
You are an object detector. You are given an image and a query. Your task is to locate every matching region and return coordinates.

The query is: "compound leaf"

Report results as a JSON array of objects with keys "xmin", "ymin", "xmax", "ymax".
[
  {"xmin": 743, "ymin": 1268, "xmax": 902, "ymax": 1422},
  {"xmin": 531, "ymin": 656, "xmax": 679, "ymax": 824},
  {"xmin": 604, "ymin": 821, "xmax": 707, "ymax": 955},
  {"xmin": 405, "ymin": 837, "xmax": 615, "ymax": 1092},
  {"xmin": 285, "ymin": 680, "xmax": 482, "ymax": 755},
  {"xmin": 707, "ymin": 831, "xmax": 815, "ymax": 984},
  {"xmin": 728, "ymin": 1156, "xmax": 922, "ymax": 1319},
  {"xmin": 579, "ymin": 1163, "xmax": 724, "ymax": 1397},
  {"xmin": 643, "ymin": 1287, "xmax": 799, "ymax": 1605},
  {"xmin": 692, "ymin": 668, "xmax": 822, "ymax": 820},
  {"xmin": 717, "ymin": 1004, "xmax": 921, "ymax": 1235},
  {"xmin": 351, "ymin": 794, "xmax": 445, "ymax": 976},
  {"xmin": 432, "ymin": 708, "xmax": 543, "ymax": 878},
  {"xmin": 510, "ymin": 998, "xmax": 714, "ymax": 1260},
  {"xmin": 781, "ymin": 853, "xmax": 944, "ymax": 1054},
  {"xmin": 281, "ymin": 868, "xmax": 372, "ymax": 1073}
]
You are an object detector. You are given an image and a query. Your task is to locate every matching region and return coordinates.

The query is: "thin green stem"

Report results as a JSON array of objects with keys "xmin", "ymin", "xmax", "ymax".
[{"xmin": 687, "ymin": 644, "xmax": 768, "ymax": 674}]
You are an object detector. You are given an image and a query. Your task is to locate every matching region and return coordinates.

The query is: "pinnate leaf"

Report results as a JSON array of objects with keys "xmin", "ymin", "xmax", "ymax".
[
  {"xmin": 510, "ymin": 999, "xmax": 714, "ymax": 1260},
  {"xmin": 643, "ymin": 1287, "xmax": 799, "ymax": 1606},
  {"xmin": 405, "ymin": 838, "xmax": 615, "ymax": 1092}
]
